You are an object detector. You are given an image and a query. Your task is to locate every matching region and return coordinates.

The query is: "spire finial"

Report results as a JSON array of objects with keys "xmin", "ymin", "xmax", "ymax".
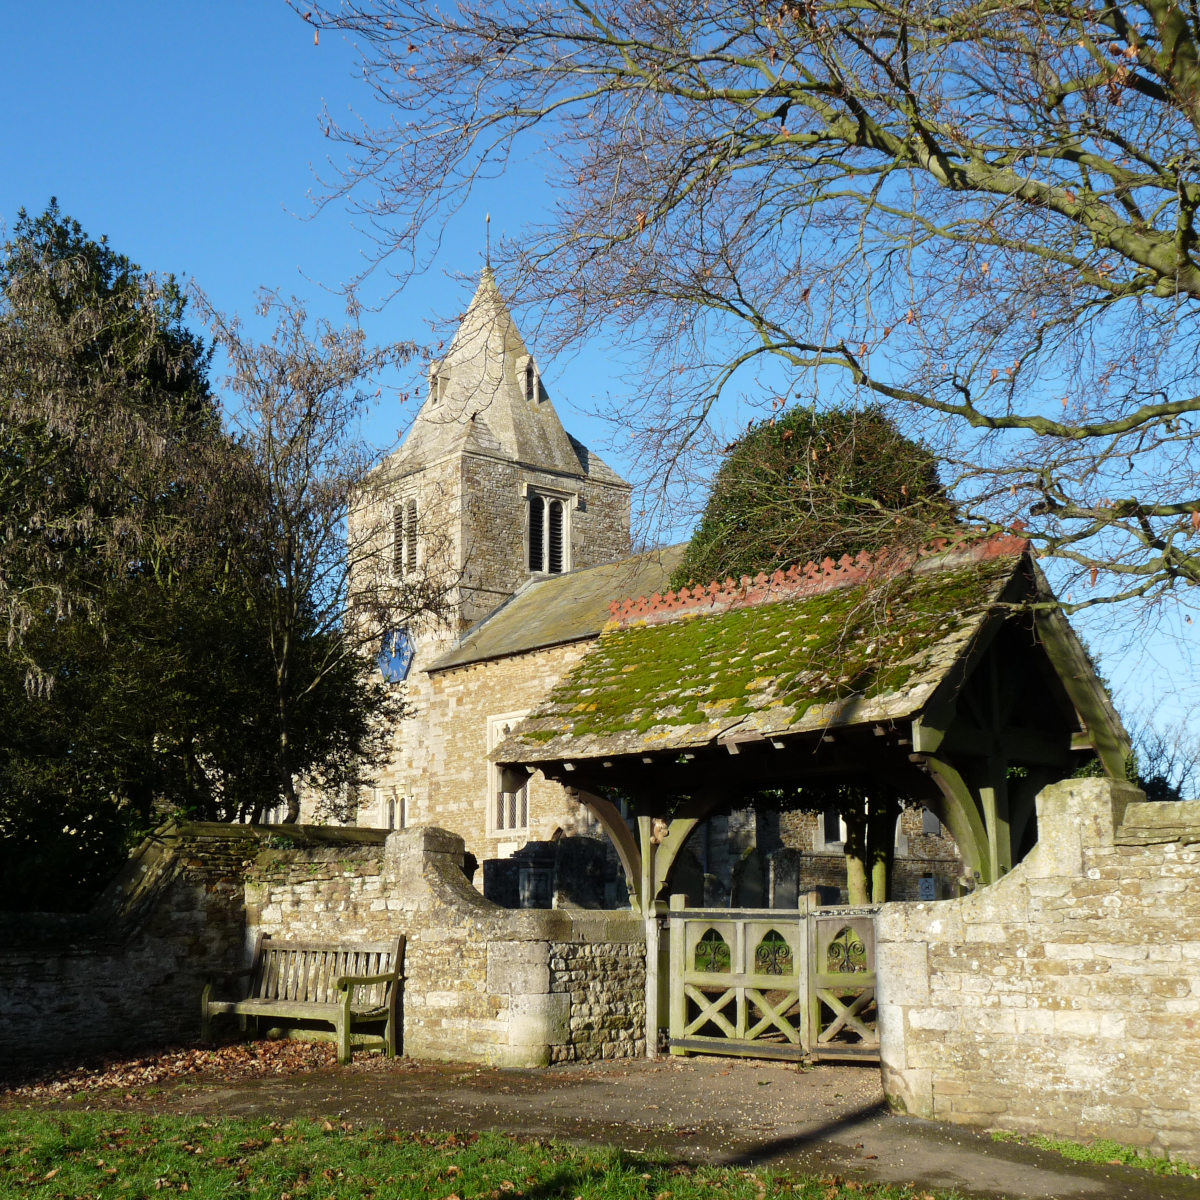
[{"xmin": 485, "ymin": 212, "xmax": 491, "ymax": 267}]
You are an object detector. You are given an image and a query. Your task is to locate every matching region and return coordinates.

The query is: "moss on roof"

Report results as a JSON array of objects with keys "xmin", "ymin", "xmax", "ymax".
[
  {"xmin": 496, "ymin": 549, "xmax": 1023, "ymax": 764},
  {"xmin": 429, "ymin": 546, "xmax": 687, "ymax": 671}
]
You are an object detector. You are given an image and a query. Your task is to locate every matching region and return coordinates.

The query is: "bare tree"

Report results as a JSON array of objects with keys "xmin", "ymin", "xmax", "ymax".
[
  {"xmin": 200, "ymin": 291, "xmax": 452, "ymax": 821},
  {"xmin": 1125, "ymin": 706, "xmax": 1200, "ymax": 799},
  {"xmin": 295, "ymin": 0, "xmax": 1200, "ymax": 613}
]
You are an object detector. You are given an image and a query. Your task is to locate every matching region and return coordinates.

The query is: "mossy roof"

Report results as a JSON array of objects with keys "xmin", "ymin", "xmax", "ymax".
[
  {"xmin": 492, "ymin": 544, "xmax": 1026, "ymax": 766},
  {"xmin": 429, "ymin": 545, "xmax": 687, "ymax": 671}
]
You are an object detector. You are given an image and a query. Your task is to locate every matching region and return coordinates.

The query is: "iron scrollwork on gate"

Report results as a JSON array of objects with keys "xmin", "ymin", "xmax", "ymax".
[
  {"xmin": 825, "ymin": 926, "xmax": 868, "ymax": 973},
  {"xmin": 754, "ymin": 929, "xmax": 793, "ymax": 976},
  {"xmin": 694, "ymin": 927, "xmax": 731, "ymax": 973}
]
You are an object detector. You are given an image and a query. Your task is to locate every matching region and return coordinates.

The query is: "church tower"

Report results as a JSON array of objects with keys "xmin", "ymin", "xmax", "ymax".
[
  {"xmin": 331, "ymin": 270, "xmax": 639, "ymax": 844},
  {"xmin": 380, "ymin": 268, "xmax": 632, "ymax": 639}
]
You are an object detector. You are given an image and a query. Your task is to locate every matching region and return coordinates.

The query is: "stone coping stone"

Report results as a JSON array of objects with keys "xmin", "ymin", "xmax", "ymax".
[{"xmin": 1117, "ymin": 799, "xmax": 1200, "ymax": 845}]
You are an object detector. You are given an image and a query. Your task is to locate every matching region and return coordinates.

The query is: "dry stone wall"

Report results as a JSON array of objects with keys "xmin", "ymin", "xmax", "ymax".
[
  {"xmin": 0, "ymin": 823, "xmax": 286, "ymax": 1072},
  {"xmin": 877, "ymin": 778, "xmax": 1200, "ymax": 1161},
  {"xmin": 246, "ymin": 826, "xmax": 645, "ymax": 1066}
]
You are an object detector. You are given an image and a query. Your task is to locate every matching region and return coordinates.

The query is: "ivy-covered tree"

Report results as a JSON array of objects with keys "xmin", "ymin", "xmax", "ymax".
[{"xmin": 672, "ymin": 405, "xmax": 955, "ymax": 590}]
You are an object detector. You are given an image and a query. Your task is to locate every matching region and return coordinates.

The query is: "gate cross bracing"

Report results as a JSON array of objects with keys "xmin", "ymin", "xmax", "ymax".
[{"xmin": 666, "ymin": 895, "xmax": 880, "ymax": 1062}]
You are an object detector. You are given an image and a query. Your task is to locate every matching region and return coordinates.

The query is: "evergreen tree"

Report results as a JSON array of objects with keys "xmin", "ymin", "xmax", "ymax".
[
  {"xmin": 0, "ymin": 207, "xmax": 410, "ymax": 906},
  {"xmin": 672, "ymin": 405, "xmax": 957, "ymax": 902},
  {"xmin": 0, "ymin": 202, "xmax": 231, "ymax": 905},
  {"xmin": 672, "ymin": 405, "xmax": 954, "ymax": 590}
]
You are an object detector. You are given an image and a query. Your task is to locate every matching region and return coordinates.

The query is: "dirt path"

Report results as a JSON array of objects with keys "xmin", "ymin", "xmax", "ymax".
[{"xmin": 7, "ymin": 1053, "xmax": 1199, "ymax": 1200}]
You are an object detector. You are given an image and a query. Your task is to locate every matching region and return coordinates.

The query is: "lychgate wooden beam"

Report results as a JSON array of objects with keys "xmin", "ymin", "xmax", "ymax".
[
  {"xmin": 978, "ymin": 753, "xmax": 1013, "ymax": 880},
  {"xmin": 1035, "ymin": 596, "xmax": 1132, "ymax": 779},
  {"xmin": 566, "ymin": 786, "xmax": 642, "ymax": 909},
  {"xmin": 918, "ymin": 754, "xmax": 991, "ymax": 883},
  {"xmin": 637, "ymin": 815, "xmax": 656, "ymax": 917},
  {"xmin": 652, "ymin": 791, "xmax": 731, "ymax": 901}
]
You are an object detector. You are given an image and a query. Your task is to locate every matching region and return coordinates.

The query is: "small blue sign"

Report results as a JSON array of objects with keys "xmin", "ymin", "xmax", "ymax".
[{"xmin": 378, "ymin": 628, "xmax": 414, "ymax": 682}]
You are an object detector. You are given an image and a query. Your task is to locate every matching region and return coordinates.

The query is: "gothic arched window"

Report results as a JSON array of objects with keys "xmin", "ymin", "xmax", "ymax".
[
  {"xmin": 528, "ymin": 491, "xmax": 569, "ymax": 574},
  {"xmin": 394, "ymin": 498, "xmax": 418, "ymax": 577}
]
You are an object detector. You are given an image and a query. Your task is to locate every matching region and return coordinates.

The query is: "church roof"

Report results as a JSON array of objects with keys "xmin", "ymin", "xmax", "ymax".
[
  {"xmin": 392, "ymin": 269, "xmax": 627, "ymax": 488},
  {"xmin": 428, "ymin": 545, "xmax": 686, "ymax": 671},
  {"xmin": 491, "ymin": 536, "xmax": 1123, "ymax": 769}
]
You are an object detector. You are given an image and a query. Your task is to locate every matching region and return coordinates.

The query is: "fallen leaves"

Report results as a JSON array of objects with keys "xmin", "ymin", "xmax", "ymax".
[{"xmin": 1, "ymin": 1040, "xmax": 339, "ymax": 1100}]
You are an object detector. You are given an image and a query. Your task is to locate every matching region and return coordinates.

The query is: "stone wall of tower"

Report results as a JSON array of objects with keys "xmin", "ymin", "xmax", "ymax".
[
  {"xmin": 567, "ymin": 472, "xmax": 634, "ymax": 570},
  {"xmin": 352, "ymin": 445, "xmax": 631, "ymax": 640},
  {"xmin": 457, "ymin": 454, "xmax": 525, "ymax": 630},
  {"xmin": 345, "ymin": 450, "xmax": 465, "ymax": 649},
  {"xmin": 458, "ymin": 451, "xmax": 632, "ymax": 631}
]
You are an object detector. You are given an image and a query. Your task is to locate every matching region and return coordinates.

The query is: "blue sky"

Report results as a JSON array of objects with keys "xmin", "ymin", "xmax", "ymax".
[
  {"xmin": 1, "ymin": 3, "xmax": 599, "ymax": 457},
  {"xmin": 4, "ymin": 2, "xmax": 1196, "ymax": 756}
]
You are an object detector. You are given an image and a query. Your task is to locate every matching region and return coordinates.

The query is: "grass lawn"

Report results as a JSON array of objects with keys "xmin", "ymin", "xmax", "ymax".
[
  {"xmin": 990, "ymin": 1131, "xmax": 1199, "ymax": 1179},
  {"xmin": 0, "ymin": 1112, "xmax": 961, "ymax": 1200}
]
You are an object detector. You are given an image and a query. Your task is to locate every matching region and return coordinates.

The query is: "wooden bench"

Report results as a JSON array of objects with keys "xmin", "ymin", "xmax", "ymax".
[{"xmin": 201, "ymin": 934, "xmax": 405, "ymax": 1064}]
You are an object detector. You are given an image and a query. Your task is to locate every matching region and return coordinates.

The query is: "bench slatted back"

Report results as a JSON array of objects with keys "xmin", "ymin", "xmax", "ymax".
[{"xmin": 249, "ymin": 938, "xmax": 401, "ymax": 1008}]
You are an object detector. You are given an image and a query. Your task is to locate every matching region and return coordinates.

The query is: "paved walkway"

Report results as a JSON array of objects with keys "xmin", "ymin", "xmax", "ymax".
[{"xmin": 30, "ymin": 1054, "xmax": 1200, "ymax": 1200}]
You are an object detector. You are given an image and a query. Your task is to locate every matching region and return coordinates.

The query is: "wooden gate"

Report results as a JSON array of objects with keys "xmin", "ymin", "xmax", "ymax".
[{"xmin": 666, "ymin": 894, "xmax": 880, "ymax": 1062}]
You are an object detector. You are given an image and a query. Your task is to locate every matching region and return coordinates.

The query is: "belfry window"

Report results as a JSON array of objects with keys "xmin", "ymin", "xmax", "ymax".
[
  {"xmin": 528, "ymin": 491, "xmax": 568, "ymax": 574},
  {"xmin": 393, "ymin": 499, "xmax": 418, "ymax": 577}
]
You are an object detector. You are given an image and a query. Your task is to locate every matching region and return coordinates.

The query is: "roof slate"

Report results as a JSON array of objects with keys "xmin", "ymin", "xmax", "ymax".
[
  {"xmin": 390, "ymin": 270, "xmax": 628, "ymax": 489},
  {"xmin": 428, "ymin": 545, "xmax": 687, "ymax": 671},
  {"xmin": 493, "ymin": 541, "xmax": 1027, "ymax": 765}
]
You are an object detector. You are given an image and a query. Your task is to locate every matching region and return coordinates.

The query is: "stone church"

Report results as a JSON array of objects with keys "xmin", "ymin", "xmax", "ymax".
[
  {"xmin": 329, "ymin": 268, "xmax": 668, "ymax": 861},
  {"xmin": 311, "ymin": 269, "xmax": 973, "ymax": 907}
]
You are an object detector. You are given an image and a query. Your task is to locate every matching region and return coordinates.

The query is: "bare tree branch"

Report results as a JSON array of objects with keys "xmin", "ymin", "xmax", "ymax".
[{"xmin": 295, "ymin": 0, "xmax": 1200, "ymax": 610}]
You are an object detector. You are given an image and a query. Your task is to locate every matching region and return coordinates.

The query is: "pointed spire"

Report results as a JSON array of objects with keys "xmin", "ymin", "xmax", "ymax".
[{"xmin": 394, "ymin": 269, "xmax": 588, "ymax": 477}]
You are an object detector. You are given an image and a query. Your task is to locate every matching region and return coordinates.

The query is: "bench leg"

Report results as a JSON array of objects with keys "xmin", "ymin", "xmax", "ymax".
[
  {"xmin": 337, "ymin": 990, "xmax": 353, "ymax": 1065},
  {"xmin": 384, "ymin": 988, "xmax": 398, "ymax": 1058}
]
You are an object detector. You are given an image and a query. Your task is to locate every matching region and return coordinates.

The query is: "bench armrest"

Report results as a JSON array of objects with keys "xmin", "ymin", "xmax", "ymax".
[{"xmin": 335, "ymin": 971, "xmax": 403, "ymax": 990}]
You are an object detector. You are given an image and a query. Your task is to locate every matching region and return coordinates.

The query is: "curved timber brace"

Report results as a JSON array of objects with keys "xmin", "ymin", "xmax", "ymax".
[
  {"xmin": 915, "ymin": 754, "xmax": 994, "ymax": 884},
  {"xmin": 565, "ymin": 787, "xmax": 727, "ymax": 914}
]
